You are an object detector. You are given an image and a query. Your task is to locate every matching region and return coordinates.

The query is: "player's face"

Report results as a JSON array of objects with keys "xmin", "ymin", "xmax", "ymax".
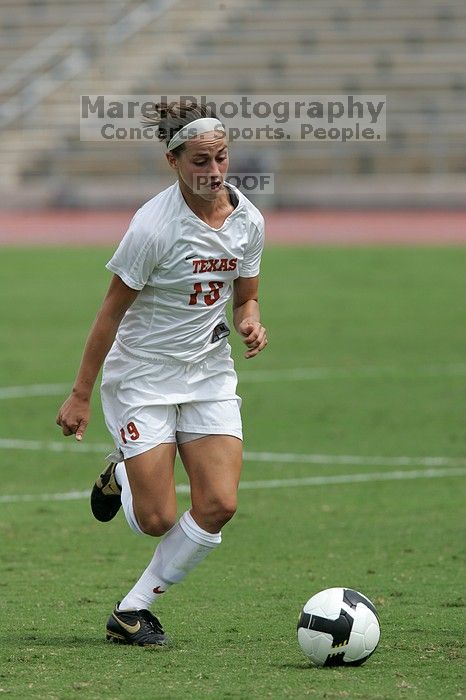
[{"xmin": 167, "ymin": 133, "xmax": 229, "ymax": 201}]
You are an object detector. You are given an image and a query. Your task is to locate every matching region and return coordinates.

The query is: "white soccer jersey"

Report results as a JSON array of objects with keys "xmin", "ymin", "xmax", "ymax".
[{"xmin": 106, "ymin": 181, "xmax": 264, "ymax": 363}]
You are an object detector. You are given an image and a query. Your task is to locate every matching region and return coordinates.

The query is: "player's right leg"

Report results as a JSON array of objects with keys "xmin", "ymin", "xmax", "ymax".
[
  {"xmin": 105, "ymin": 443, "xmax": 178, "ymax": 646},
  {"xmin": 97, "ymin": 349, "xmax": 226, "ymax": 645},
  {"xmin": 109, "ymin": 440, "xmax": 224, "ymax": 646},
  {"xmin": 123, "ymin": 443, "xmax": 178, "ymax": 537}
]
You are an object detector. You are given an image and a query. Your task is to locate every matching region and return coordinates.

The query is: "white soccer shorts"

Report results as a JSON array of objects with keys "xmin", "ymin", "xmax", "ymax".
[{"xmin": 100, "ymin": 341, "xmax": 243, "ymax": 459}]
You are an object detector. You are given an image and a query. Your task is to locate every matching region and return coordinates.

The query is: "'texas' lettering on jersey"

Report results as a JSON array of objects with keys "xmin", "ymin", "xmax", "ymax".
[{"xmin": 191, "ymin": 258, "xmax": 238, "ymax": 274}]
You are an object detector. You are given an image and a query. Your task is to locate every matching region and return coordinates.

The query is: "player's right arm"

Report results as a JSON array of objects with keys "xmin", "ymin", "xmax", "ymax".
[{"xmin": 56, "ymin": 274, "xmax": 139, "ymax": 441}]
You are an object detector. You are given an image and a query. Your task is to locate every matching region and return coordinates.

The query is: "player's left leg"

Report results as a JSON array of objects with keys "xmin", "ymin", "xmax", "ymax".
[
  {"xmin": 176, "ymin": 397, "xmax": 243, "ymax": 534},
  {"xmin": 177, "ymin": 434, "xmax": 243, "ymax": 533}
]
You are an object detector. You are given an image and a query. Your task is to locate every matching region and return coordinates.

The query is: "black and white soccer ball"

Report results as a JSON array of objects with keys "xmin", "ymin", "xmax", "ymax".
[{"xmin": 297, "ymin": 587, "xmax": 380, "ymax": 666}]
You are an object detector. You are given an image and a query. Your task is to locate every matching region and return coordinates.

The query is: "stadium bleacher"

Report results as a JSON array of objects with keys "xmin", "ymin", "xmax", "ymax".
[{"xmin": 0, "ymin": 0, "xmax": 465, "ymax": 208}]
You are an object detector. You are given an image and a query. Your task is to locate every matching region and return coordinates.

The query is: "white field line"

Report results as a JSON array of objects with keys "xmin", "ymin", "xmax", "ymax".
[
  {"xmin": 245, "ymin": 452, "xmax": 466, "ymax": 467},
  {"xmin": 1, "ymin": 467, "xmax": 465, "ymax": 504},
  {"xmin": 0, "ymin": 438, "xmax": 113, "ymax": 453},
  {"xmin": 1, "ymin": 362, "xmax": 466, "ymax": 399},
  {"xmin": 237, "ymin": 468, "xmax": 466, "ymax": 490},
  {"xmin": 1, "ymin": 438, "xmax": 465, "ymax": 469},
  {"xmin": 0, "ymin": 383, "xmax": 70, "ymax": 399}
]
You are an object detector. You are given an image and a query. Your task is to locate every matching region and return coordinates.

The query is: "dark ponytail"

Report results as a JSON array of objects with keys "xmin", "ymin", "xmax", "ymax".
[{"xmin": 145, "ymin": 101, "xmax": 218, "ymax": 154}]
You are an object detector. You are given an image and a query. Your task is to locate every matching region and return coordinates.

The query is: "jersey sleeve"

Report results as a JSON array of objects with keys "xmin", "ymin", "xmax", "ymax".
[
  {"xmin": 239, "ymin": 215, "xmax": 265, "ymax": 278},
  {"xmin": 105, "ymin": 211, "xmax": 157, "ymax": 290}
]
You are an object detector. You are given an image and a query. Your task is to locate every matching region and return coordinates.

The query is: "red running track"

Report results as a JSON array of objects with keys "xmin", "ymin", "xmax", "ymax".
[{"xmin": 0, "ymin": 209, "xmax": 465, "ymax": 246}]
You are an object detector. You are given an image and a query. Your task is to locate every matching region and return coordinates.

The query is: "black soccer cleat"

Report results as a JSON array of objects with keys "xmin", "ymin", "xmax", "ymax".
[
  {"xmin": 90, "ymin": 462, "xmax": 122, "ymax": 522},
  {"xmin": 106, "ymin": 605, "xmax": 168, "ymax": 646}
]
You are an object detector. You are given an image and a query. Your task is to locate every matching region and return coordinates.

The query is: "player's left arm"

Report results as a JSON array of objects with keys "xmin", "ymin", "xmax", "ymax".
[{"xmin": 233, "ymin": 275, "xmax": 268, "ymax": 359}]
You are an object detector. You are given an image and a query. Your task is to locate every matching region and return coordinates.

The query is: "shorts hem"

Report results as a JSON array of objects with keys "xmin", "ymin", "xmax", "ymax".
[
  {"xmin": 120, "ymin": 436, "xmax": 176, "ymax": 460},
  {"xmin": 120, "ymin": 428, "xmax": 242, "ymax": 459},
  {"xmin": 176, "ymin": 425, "xmax": 243, "ymax": 440}
]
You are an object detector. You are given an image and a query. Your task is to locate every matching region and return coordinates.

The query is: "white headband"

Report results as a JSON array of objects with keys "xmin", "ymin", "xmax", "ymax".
[{"xmin": 167, "ymin": 117, "xmax": 226, "ymax": 151}]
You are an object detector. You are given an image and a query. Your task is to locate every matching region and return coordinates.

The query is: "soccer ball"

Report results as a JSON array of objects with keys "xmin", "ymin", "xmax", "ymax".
[{"xmin": 297, "ymin": 587, "xmax": 380, "ymax": 666}]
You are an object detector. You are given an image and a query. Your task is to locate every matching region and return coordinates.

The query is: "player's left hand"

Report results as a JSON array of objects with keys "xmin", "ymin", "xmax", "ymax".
[{"xmin": 238, "ymin": 319, "xmax": 268, "ymax": 359}]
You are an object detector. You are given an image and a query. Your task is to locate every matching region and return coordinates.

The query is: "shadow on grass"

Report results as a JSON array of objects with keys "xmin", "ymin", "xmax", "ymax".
[
  {"xmin": 5, "ymin": 634, "xmax": 106, "ymax": 648},
  {"xmin": 4, "ymin": 632, "xmax": 174, "ymax": 651},
  {"xmin": 278, "ymin": 662, "xmax": 315, "ymax": 670},
  {"xmin": 278, "ymin": 662, "xmax": 360, "ymax": 673}
]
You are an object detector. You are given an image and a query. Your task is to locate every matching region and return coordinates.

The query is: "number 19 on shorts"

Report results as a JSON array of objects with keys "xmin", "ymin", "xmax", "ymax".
[{"xmin": 120, "ymin": 421, "xmax": 140, "ymax": 443}]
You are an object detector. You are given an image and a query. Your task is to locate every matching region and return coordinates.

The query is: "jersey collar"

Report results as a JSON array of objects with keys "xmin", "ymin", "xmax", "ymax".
[{"xmin": 176, "ymin": 180, "xmax": 244, "ymax": 231}]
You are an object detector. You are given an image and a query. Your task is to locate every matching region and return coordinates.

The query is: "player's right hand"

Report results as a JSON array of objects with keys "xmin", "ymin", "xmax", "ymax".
[{"xmin": 56, "ymin": 394, "xmax": 91, "ymax": 441}]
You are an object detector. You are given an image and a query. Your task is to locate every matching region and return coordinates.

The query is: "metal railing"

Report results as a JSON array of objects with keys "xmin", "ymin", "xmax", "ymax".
[{"xmin": 0, "ymin": 0, "xmax": 181, "ymax": 128}]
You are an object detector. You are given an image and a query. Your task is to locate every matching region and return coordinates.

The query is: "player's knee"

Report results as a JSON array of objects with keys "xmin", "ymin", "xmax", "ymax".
[
  {"xmin": 210, "ymin": 496, "xmax": 237, "ymax": 528},
  {"xmin": 138, "ymin": 512, "xmax": 176, "ymax": 537}
]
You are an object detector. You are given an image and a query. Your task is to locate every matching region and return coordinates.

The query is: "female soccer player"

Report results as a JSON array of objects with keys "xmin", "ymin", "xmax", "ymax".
[{"xmin": 56, "ymin": 102, "xmax": 267, "ymax": 645}]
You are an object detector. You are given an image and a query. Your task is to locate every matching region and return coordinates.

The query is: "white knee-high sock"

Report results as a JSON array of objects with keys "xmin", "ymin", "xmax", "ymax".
[
  {"xmin": 115, "ymin": 461, "xmax": 143, "ymax": 535},
  {"xmin": 119, "ymin": 510, "xmax": 221, "ymax": 611}
]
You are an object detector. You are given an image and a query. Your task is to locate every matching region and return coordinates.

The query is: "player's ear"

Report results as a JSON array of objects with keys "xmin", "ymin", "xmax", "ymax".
[{"xmin": 165, "ymin": 152, "xmax": 179, "ymax": 170}]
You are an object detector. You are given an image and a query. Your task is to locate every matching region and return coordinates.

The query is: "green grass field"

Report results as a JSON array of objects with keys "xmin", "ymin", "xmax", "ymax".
[{"xmin": 1, "ymin": 246, "xmax": 465, "ymax": 699}]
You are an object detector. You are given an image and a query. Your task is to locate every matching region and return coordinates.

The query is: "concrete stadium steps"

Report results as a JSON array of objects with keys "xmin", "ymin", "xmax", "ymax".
[
  {"xmin": 232, "ymin": 0, "xmax": 466, "ymax": 20},
  {"xmin": 272, "ymin": 174, "xmax": 466, "ymax": 208},
  {"xmin": 0, "ymin": 0, "xmax": 246, "ymax": 185},
  {"xmin": 3, "ymin": 173, "xmax": 464, "ymax": 210},
  {"xmin": 14, "ymin": 127, "xmax": 466, "ymax": 183},
  {"xmin": 176, "ymin": 50, "xmax": 464, "ymax": 75},
  {"xmin": 0, "ymin": 29, "xmax": 62, "ymax": 70},
  {"xmin": 26, "ymin": 153, "xmax": 463, "ymax": 181},
  {"xmin": 108, "ymin": 52, "xmax": 466, "ymax": 85},
  {"xmin": 124, "ymin": 72, "xmax": 464, "ymax": 93},
  {"xmin": 0, "ymin": 0, "xmax": 134, "ymax": 25},
  {"xmin": 28, "ymin": 89, "xmax": 464, "ymax": 128},
  {"xmin": 190, "ymin": 25, "xmax": 465, "ymax": 46},
  {"xmin": 0, "ymin": 2, "xmax": 140, "ymax": 96},
  {"xmin": 277, "ymin": 150, "xmax": 466, "ymax": 177},
  {"xmin": 0, "ymin": 0, "xmax": 465, "ymax": 205}
]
